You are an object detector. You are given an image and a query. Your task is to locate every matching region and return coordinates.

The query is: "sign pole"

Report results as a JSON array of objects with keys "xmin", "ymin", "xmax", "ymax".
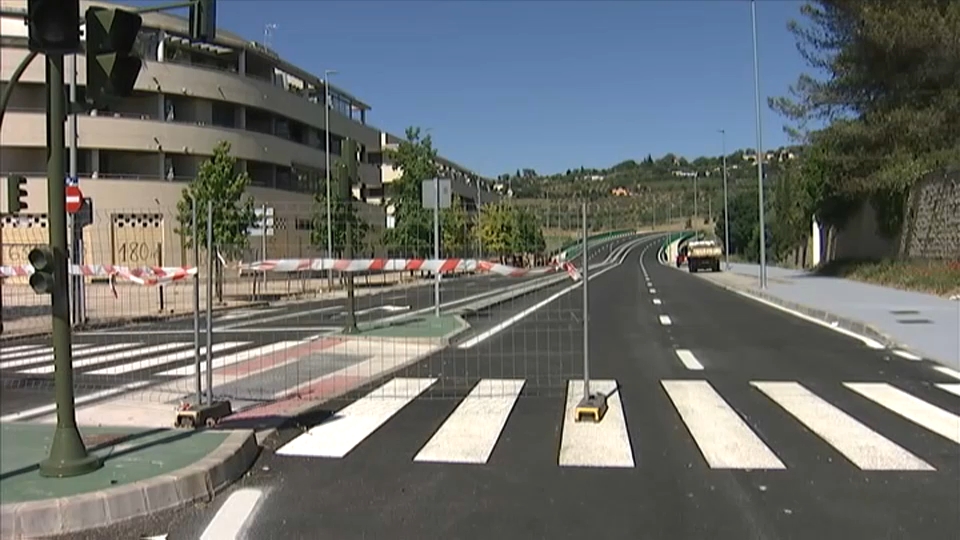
[{"xmin": 433, "ymin": 177, "xmax": 440, "ymax": 317}]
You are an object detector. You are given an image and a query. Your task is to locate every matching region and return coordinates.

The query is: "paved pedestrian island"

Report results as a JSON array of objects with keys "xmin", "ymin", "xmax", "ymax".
[
  {"xmin": 0, "ymin": 422, "xmax": 258, "ymax": 539},
  {"xmin": 346, "ymin": 314, "xmax": 468, "ymax": 339}
]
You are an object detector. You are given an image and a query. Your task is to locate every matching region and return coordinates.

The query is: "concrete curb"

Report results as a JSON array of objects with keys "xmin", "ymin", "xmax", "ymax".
[
  {"xmin": 0, "ymin": 429, "xmax": 260, "ymax": 540},
  {"xmin": 332, "ymin": 314, "xmax": 471, "ymax": 345}
]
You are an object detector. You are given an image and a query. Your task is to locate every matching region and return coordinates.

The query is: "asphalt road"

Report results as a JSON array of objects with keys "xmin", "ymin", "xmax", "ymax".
[
  {"xmin": 94, "ymin": 232, "xmax": 960, "ymax": 540},
  {"xmin": 0, "ymin": 236, "xmax": 644, "ymax": 420}
]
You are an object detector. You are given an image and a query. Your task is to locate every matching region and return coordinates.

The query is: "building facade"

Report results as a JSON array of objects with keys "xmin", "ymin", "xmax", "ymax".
[{"xmin": 0, "ymin": 0, "xmax": 495, "ymax": 268}]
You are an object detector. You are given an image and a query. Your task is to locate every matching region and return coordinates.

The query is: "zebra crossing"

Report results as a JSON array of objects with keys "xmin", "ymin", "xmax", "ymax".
[
  {"xmin": 273, "ymin": 374, "xmax": 960, "ymax": 472},
  {"xmin": 0, "ymin": 338, "xmax": 317, "ymax": 380}
]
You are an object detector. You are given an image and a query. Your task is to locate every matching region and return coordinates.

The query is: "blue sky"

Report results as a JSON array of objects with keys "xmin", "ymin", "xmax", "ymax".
[{"xmin": 179, "ymin": 0, "xmax": 812, "ymax": 177}]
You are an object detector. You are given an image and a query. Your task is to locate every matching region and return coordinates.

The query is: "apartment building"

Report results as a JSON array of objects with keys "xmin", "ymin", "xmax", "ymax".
[{"xmin": 0, "ymin": 0, "xmax": 495, "ymax": 267}]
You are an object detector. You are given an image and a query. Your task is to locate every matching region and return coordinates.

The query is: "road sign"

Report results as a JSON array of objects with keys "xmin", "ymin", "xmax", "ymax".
[
  {"xmin": 66, "ymin": 185, "xmax": 83, "ymax": 213},
  {"xmin": 422, "ymin": 178, "xmax": 452, "ymax": 209}
]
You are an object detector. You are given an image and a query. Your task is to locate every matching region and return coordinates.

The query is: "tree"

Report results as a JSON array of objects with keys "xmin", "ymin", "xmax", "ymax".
[
  {"xmin": 310, "ymin": 161, "xmax": 369, "ymax": 258},
  {"xmin": 475, "ymin": 203, "xmax": 546, "ymax": 262},
  {"xmin": 441, "ymin": 196, "xmax": 470, "ymax": 256},
  {"xmin": 383, "ymin": 127, "xmax": 438, "ymax": 256},
  {"xmin": 770, "ymin": 1, "xmax": 960, "ymax": 235},
  {"xmin": 176, "ymin": 140, "xmax": 257, "ymax": 259},
  {"xmin": 715, "ymin": 186, "xmax": 762, "ymax": 261}
]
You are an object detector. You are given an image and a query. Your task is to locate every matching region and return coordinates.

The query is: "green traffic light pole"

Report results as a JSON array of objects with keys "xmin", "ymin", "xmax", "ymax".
[{"xmin": 38, "ymin": 53, "xmax": 103, "ymax": 477}]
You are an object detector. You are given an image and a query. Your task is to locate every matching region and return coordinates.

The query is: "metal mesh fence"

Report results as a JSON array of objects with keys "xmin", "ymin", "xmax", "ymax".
[{"xmin": 0, "ymin": 190, "xmax": 702, "ymax": 424}]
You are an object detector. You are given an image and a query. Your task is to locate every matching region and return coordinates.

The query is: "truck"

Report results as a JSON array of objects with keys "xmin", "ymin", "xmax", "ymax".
[{"xmin": 685, "ymin": 240, "xmax": 722, "ymax": 273}]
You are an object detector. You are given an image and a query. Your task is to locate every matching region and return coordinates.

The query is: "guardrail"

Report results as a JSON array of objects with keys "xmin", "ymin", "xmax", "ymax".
[{"xmin": 555, "ymin": 229, "xmax": 635, "ymax": 262}]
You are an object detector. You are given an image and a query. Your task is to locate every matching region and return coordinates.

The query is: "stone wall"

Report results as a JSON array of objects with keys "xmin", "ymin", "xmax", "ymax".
[{"xmin": 898, "ymin": 169, "xmax": 960, "ymax": 260}]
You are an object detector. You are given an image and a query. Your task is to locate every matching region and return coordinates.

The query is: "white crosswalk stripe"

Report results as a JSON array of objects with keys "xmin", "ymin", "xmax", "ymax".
[
  {"xmin": 0, "ymin": 343, "xmax": 136, "ymax": 370},
  {"xmin": 87, "ymin": 342, "xmax": 251, "ymax": 376},
  {"xmin": 22, "ymin": 342, "xmax": 190, "ymax": 374},
  {"xmin": 1, "ymin": 340, "xmax": 296, "ymax": 379},
  {"xmin": 272, "ymin": 376, "xmax": 958, "ymax": 472}
]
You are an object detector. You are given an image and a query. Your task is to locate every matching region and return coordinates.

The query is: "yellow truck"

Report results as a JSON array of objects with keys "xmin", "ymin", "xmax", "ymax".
[{"xmin": 685, "ymin": 240, "xmax": 723, "ymax": 273}]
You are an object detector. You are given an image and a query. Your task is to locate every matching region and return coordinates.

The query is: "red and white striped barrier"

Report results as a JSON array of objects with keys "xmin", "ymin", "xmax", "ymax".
[
  {"xmin": 0, "ymin": 264, "xmax": 197, "ymax": 286},
  {"xmin": 239, "ymin": 257, "xmax": 579, "ymax": 280}
]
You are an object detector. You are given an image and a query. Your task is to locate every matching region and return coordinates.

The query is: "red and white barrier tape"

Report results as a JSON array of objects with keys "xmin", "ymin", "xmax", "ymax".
[
  {"xmin": 240, "ymin": 258, "xmax": 579, "ymax": 280},
  {"xmin": 0, "ymin": 264, "xmax": 197, "ymax": 286}
]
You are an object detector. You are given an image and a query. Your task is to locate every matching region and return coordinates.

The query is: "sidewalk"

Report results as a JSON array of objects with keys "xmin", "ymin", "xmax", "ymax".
[
  {"xmin": 0, "ymin": 422, "xmax": 258, "ymax": 539},
  {"xmin": 700, "ymin": 262, "xmax": 960, "ymax": 369}
]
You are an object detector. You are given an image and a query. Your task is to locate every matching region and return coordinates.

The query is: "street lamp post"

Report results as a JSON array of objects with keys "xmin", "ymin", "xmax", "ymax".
[
  {"xmin": 324, "ymin": 69, "xmax": 337, "ymax": 291},
  {"xmin": 751, "ymin": 0, "xmax": 768, "ymax": 289},
  {"xmin": 719, "ymin": 129, "xmax": 731, "ymax": 270}
]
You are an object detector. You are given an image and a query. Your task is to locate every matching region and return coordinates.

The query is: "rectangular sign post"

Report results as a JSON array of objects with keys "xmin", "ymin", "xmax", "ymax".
[
  {"xmin": 249, "ymin": 206, "xmax": 274, "ymax": 295},
  {"xmin": 422, "ymin": 178, "xmax": 451, "ymax": 317}
]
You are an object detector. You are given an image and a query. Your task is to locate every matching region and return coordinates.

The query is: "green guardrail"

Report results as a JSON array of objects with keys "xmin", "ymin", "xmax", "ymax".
[{"xmin": 556, "ymin": 229, "xmax": 635, "ymax": 261}]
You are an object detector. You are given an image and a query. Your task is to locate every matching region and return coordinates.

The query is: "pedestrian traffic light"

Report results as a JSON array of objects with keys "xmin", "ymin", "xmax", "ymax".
[
  {"xmin": 84, "ymin": 7, "xmax": 143, "ymax": 106},
  {"xmin": 340, "ymin": 139, "xmax": 358, "ymax": 199},
  {"xmin": 27, "ymin": 0, "xmax": 82, "ymax": 54},
  {"xmin": 28, "ymin": 246, "xmax": 59, "ymax": 295},
  {"xmin": 5, "ymin": 175, "xmax": 27, "ymax": 213},
  {"xmin": 189, "ymin": 0, "xmax": 217, "ymax": 43}
]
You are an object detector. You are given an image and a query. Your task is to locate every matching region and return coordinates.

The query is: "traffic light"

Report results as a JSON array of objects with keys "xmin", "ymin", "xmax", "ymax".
[
  {"xmin": 5, "ymin": 175, "xmax": 27, "ymax": 213},
  {"xmin": 189, "ymin": 0, "xmax": 217, "ymax": 43},
  {"xmin": 85, "ymin": 7, "xmax": 143, "ymax": 106},
  {"xmin": 28, "ymin": 246, "xmax": 59, "ymax": 295},
  {"xmin": 27, "ymin": 0, "xmax": 81, "ymax": 54},
  {"xmin": 340, "ymin": 139, "xmax": 358, "ymax": 199}
]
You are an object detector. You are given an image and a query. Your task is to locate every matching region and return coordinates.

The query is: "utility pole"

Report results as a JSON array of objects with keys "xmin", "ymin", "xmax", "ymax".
[
  {"xmin": 324, "ymin": 69, "xmax": 337, "ymax": 291},
  {"xmin": 751, "ymin": 0, "xmax": 768, "ymax": 289}
]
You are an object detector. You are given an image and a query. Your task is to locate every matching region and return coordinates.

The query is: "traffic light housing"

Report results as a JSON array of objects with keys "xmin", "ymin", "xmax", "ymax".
[
  {"xmin": 27, "ymin": 0, "xmax": 82, "ymax": 54},
  {"xmin": 85, "ymin": 7, "xmax": 143, "ymax": 106},
  {"xmin": 28, "ymin": 246, "xmax": 59, "ymax": 295},
  {"xmin": 5, "ymin": 175, "xmax": 27, "ymax": 213},
  {"xmin": 189, "ymin": 0, "xmax": 217, "ymax": 43}
]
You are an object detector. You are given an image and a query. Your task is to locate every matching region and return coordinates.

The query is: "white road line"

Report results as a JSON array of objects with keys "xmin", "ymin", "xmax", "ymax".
[
  {"xmin": 21, "ymin": 342, "xmax": 189, "ymax": 374},
  {"xmin": 892, "ymin": 350, "xmax": 923, "ymax": 361},
  {"xmin": 413, "ymin": 379, "xmax": 524, "ymax": 464},
  {"xmin": 936, "ymin": 383, "xmax": 960, "ymax": 398},
  {"xmin": 218, "ymin": 305, "xmax": 341, "ymax": 330},
  {"xmin": 157, "ymin": 340, "xmax": 306, "ymax": 376},
  {"xmin": 458, "ymin": 265, "xmax": 617, "ymax": 349},
  {"xmin": 0, "ymin": 343, "xmax": 91, "ymax": 362},
  {"xmin": 652, "ymin": 298, "xmax": 662, "ymax": 305},
  {"xmin": 559, "ymin": 379, "xmax": 634, "ymax": 468},
  {"xmin": 456, "ymin": 237, "xmax": 655, "ymax": 349},
  {"xmin": 752, "ymin": 381, "xmax": 934, "ymax": 471},
  {"xmin": 674, "ymin": 349, "xmax": 704, "ymax": 370},
  {"xmin": 933, "ymin": 366, "xmax": 960, "ymax": 381},
  {"xmin": 662, "ymin": 380, "xmax": 784, "ymax": 469},
  {"xmin": 199, "ymin": 488, "xmax": 264, "ymax": 540},
  {"xmin": 844, "ymin": 382, "xmax": 960, "ymax": 445},
  {"xmin": 0, "ymin": 380, "xmax": 153, "ymax": 422},
  {"xmin": 1, "ymin": 344, "xmax": 51, "ymax": 354},
  {"xmin": 275, "ymin": 377, "xmax": 437, "ymax": 458},
  {"xmin": 659, "ymin": 315, "xmax": 672, "ymax": 326},
  {"xmin": 0, "ymin": 343, "xmax": 137, "ymax": 370},
  {"xmin": 86, "ymin": 342, "xmax": 250, "ymax": 375},
  {"xmin": 731, "ymin": 289, "xmax": 886, "ymax": 350}
]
